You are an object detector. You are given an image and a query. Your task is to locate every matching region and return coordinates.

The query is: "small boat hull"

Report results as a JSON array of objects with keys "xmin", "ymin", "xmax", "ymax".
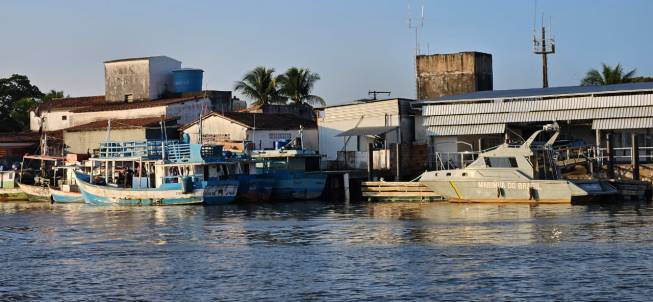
[
  {"xmin": 235, "ymin": 175, "xmax": 274, "ymax": 202},
  {"xmin": 75, "ymin": 172, "xmax": 238, "ymax": 206},
  {"xmin": 17, "ymin": 182, "xmax": 51, "ymax": 202},
  {"xmin": 49, "ymin": 188, "xmax": 84, "ymax": 203},
  {"xmin": 270, "ymin": 172, "xmax": 327, "ymax": 201}
]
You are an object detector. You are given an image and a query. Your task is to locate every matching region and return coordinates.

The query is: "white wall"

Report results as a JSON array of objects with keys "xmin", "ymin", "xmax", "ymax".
[
  {"xmin": 318, "ymin": 99, "xmax": 401, "ymax": 160},
  {"xmin": 30, "ymin": 110, "xmax": 73, "ymax": 131},
  {"xmin": 250, "ymin": 129, "xmax": 318, "ymax": 150},
  {"xmin": 149, "ymin": 57, "xmax": 181, "ymax": 99},
  {"xmin": 31, "ymin": 98, "xmax": 209, "ymax": 132},
  {"xmin": 166, "ymin": 98, "xmax": 211, "ymax": 125},
  {"xmin": 183, "ymin": 115, "xmax": 249, "ymax": 144},
  {"xmin": 182, "ymin": 115, "xmax": 318, "ymax": 151}
]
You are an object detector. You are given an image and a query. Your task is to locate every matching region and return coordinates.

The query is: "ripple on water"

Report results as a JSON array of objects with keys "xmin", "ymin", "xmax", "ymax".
[{"xmin": 1, "ymin": 201, "xmax": 653, "ymax": 301}]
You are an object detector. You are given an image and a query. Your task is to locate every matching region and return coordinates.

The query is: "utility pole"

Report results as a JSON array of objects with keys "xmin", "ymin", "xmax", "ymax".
[
  {"xmin": 533, "ymin": 17, "xmax": 555, "ymax": 88},
  {"xmin": 368, "ymin": 90, "xmax": 391, "ymax": 100}
]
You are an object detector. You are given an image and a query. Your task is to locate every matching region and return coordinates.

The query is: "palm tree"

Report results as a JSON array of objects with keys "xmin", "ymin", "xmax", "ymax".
[
  {"xmin": 278, "ymin": 67, "xmax": 325, "ymax": 107},
  {"xmin": 581, "ymin": 63, "xmax": 637, "ymax": 86},
  {"xmin": 234, "ymin": 67, "xmax": 286, "ymax": 106}
]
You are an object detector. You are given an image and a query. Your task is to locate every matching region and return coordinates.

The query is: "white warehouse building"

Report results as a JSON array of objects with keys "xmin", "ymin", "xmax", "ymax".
[{"xmin": 416, "ymin": 82, "xmax": 653, "ymax": 164}]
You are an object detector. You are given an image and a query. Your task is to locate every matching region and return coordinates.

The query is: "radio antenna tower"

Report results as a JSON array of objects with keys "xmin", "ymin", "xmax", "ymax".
[
  {"xmin": 408, "ymin": 2, "xmax": 425, "ymax": 97},
  {"xmin": 533, "ymin": 4, "xmax": 555, "ymax": 88}
]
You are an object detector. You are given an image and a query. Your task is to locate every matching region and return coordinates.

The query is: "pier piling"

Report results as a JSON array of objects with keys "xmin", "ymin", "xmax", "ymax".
[
  {"xmin": 606, "ymin": 132, "xmax": 615, "ymax": 179},
  {"xmin": 632, "ymin": 133, "xmax": 640, "ymax": 181}
]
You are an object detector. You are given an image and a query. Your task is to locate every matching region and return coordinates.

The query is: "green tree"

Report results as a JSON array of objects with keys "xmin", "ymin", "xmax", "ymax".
[
  {"xmin": 0, "ymin": 74, "xmax": 43, "ymax": 132},
  {"xmin": 42, "ymin": 90, "xmax": 65, "ymax": 102},
  {"xmin": 278, "ymin": 67, "xmax": 325, "ymax": 107},
  {"xmin": 581, "ymin": 63, "xmax": 637, "ymax": 86},
  {"xmin": 234, "ymin": 67, "xmax": 286, "ymax": 106}
]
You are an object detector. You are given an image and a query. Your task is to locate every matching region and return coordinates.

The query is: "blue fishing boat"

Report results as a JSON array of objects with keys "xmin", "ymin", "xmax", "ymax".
[
  {"xmin": 251, "ymin": 148, "xmax": 327, "ymax": 201},
  {"xmin": 75, "ymin": 141, "xmax": 239, "ymax": 206}
]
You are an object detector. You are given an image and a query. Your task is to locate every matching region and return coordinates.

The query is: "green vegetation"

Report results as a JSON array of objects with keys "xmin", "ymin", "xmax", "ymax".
[
  {"xmin": 0, "ymin": 74, "xmax": 65, "ymax": 132},
  {"xmin": 234, "ymin": 67, "xmax": 285, "ymax": 106},
  {"xmin": 278, "ymin": 67, "xmax": 325, "ymax": 106},
  {"xmin": 235, "ymin": 66, "xmax": 324, "ymax": 107},
  {"xmin": 581, "ymin": 63, "xmax": 638, "ymax": 86}
]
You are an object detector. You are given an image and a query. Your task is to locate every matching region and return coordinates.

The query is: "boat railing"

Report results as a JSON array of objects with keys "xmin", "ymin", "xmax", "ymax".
[
  {"xmin": 98, "ymin": 140, "xmax": 228, "ymax": 163},
  {"xmin": 98, "ymin": 140, "xmax": 178, "ymax": 159},
  {"xmin": 429, "ymin": 151, "xmax": 480, "ymax": 170}
]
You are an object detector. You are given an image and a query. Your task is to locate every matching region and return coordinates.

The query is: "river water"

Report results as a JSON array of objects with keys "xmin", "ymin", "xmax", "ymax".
[{"xmin": 1, "ymin": 201, "xmax": 653, "ymax": 301}]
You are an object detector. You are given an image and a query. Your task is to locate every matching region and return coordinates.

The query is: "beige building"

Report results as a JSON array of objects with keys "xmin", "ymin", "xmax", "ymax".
[
  {"xmin": 180, "ymin": 112, "xmax": 318, "ymax": 151},
  {"xmin": 63, "ymin": 117, "xmax": 178, "ymax": 154}
]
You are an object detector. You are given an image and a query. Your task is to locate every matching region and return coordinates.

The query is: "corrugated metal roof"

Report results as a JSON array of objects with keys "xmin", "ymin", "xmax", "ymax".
[
  {"xmin": 426, "ymin": 124, "xmax": 505, "ymax": 136},
  {"xmin": 424, "ymin": 94, "xmax": 653, "ymax": 116},
  {"xmin": 593, "ymin": 117, "xmax": 653, "ymax": 130},
  {"xmin": 423, "ymin": 106, "xmax": 653, "ymax": 126},
  {"xmin": 337, "ymin": 126, "xmax": 398, "ymax": 137},
  {"xmin": 419, "ymin": 82, "xmax": 653, "ymax": 103}
]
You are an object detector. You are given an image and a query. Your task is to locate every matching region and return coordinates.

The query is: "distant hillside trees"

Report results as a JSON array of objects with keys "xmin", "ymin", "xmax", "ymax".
[{"xmin": 235, "ymin": 66, "xmax": 325, "ymax": 107}]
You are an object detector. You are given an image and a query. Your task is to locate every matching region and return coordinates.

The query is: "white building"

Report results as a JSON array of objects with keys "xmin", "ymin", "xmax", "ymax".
[
  {"xmin": 317, "ymin": 98, "xmax": 415, "ymax": 161},
  {"xmin": 30, "ymin": 56, "xmax": 234, "ymax": 133},
  {"xmin": 416, "ymin": 82, "xmax": 653, "ymax": 164},
  {"xmin": 63, "ymin": 117, "xmax": 178, "ymax": 154},
  {"xmin": 31, "ymin": 95, "xmax": 211, "ymax": 132},
  {"xmin": 180, "ymin": 112, "xmax": 318, "ymax": 151}
]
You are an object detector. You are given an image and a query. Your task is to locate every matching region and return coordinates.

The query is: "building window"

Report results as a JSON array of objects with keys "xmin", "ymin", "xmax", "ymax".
[
  {"xmin": 269, "ymin": 133, "xmax": 292, "ymax": 140},
  {"xmin": 61, "ymin": 115, "xmax": 67, "ymax": 120},
  {"xmin": 124, "ymin": 94, "xmax": 134, "ymax": 103}
]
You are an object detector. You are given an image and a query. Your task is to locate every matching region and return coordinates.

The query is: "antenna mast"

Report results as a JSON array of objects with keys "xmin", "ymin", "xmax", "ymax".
[
  {"xmin": 533, "ymin": 14, "xmax": 555, "ymax": 88},
  {"xmin": 408, "ymin": 2, "xmax": 425, "ymax": 97}
]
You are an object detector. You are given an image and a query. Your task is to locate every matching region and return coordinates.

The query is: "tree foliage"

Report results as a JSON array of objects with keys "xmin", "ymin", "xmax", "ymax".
[
  {"xmin": 0, "ymin": 74, "xmax": 43, "ymax": 132},
  {"xmin": 581, "ymin": 63, "xmax": 637, "ymax": 86},
  {"xmin": 278, "ymin": 67, "xmax": 325, "ymax": 107},
  {"xmin": 234, "ymin": 67, "xmax": 286, "ymax": 106}
]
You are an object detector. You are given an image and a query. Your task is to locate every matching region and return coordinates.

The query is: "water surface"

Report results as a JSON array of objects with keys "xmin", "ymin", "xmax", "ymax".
[{"xmin": 1, "ymin": 201, "xmax": 653, "ymax": 301}]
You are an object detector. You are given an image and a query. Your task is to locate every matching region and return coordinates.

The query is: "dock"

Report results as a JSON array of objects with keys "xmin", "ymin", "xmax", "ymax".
[{"xmin": 361, "ymin": 181, "xmax": 446, "ymax": 202}]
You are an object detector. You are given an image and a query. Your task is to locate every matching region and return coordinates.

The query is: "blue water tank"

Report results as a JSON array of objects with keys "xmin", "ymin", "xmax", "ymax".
[{"xmin": 172, "ymin": 68, "xmax": 204, "ymax": 93}]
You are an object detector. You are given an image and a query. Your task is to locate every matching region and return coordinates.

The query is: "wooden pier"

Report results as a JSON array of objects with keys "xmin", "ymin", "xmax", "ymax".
[{"xmin": 361, "ymin": 181, "xmax": 445, "ymax": 202}]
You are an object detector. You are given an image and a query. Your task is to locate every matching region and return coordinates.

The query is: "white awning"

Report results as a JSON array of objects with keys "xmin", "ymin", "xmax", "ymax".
[
  {"xmin": 592, "ymin": 117, "xmax": 653, "ymax": 130},
  {"xmin": 336, "ymin": 126, "xmax": 398, "ymax": 137},
  {"xmin": 426, "ymin": 124, "xmax": 506, "ymax": 136}
]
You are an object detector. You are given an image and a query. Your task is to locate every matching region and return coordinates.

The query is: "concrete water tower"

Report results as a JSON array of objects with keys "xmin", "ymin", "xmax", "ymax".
[
  {"xmin": 416, "ymin": 51, "xmax": 493, "ymax": 100},
  {"xmin": 104, "ymin": 56, "xmax": 182, "ymax": 102}
]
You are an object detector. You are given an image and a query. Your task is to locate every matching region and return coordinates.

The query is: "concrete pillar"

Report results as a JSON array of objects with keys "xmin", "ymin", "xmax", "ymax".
[
  {"xmin": 606, "ymin": 132, "xmax": 615, "ymax": 179},
  {"xmin": 632, "ymin": 133, "xmax": 640, "ymax": 181},
  {"xmin": 367, "ymin": 143, "xmax": 374, "ymax": 181},
  {"xmin": 395, "ymin": 143, "xmax": 401, "ymax": 181},
  {"xmin": 343, "ymin": 173, "xmax": 350, "ymax": 203}
]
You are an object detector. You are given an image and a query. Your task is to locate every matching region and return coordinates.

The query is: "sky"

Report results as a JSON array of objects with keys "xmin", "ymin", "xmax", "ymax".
[{"xmin": 1, "ymin": 0, "xmax": 652, "ymax": 106}]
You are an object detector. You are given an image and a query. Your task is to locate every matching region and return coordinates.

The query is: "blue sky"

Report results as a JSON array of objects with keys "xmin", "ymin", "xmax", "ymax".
[{"xmin": 1, "ymin": 0, "xmax": 651, "ymax": 105}]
